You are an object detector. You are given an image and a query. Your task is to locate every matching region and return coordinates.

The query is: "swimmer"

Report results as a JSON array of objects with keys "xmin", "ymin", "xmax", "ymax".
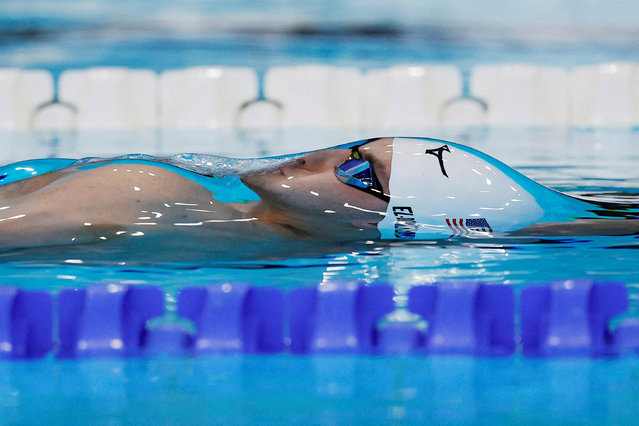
[{"xmin": 0, "ymin": 137, "xmax": 638, "ymax": 261}]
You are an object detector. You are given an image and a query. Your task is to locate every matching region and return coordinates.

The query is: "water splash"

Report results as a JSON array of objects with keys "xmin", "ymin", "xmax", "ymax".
[{"xmin": 71, "ymin": 152, "xmax": 303, "ymax": 177}]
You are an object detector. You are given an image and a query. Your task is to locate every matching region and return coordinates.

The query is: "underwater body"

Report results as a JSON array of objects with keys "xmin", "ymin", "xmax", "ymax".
[{"xmin": 1, "ymin": 137, "xmax": 639, "ymax": 265}]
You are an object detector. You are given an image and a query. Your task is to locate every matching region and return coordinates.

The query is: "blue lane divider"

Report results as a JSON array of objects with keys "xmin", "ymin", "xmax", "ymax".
[
  {"xmin": 407, "ymin": 281, "xmax": 515, "ymax": 356},
  {"xmin": 376, "ymin": 320, "xmax": 426, "ymax": 355},
  {"xmin": 58, "ymin": 284, "xmax": 164, "ymax": 358},
  {"xmin": 143, "ymin": 323, "xmax": 194, "ymax": 357},
  {"xmin": 0, "ymin": 280, "xmax": 637, "ymax": 359},
  {"xmin": 178, "ymin": 283, "xmax": 285, "ymax": 354},
  {"xmin": 288, "ymin": 281, "xmax": 395, "ymax": 354},
  {"xmin": 0, "ymin": 287, "xmax": 52, "ymax": 359},
  {"xmin": 521, "ymin": 280, "xmax": 629, "ymax": 357},
  {"xmin": 613, "ymin": 319, "xmax": 639, "ymax": 353}
]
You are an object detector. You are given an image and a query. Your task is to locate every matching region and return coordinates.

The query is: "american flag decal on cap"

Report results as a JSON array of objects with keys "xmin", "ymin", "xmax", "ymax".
[{"xmin": 445, "ymin": 218, "xmax": 493, "ymax": 237}]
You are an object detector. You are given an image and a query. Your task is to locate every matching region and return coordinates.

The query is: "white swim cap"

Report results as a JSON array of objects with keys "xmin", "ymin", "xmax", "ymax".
[{"xmin": 377, "ymin": 138, "xmax": 545, "ymax": 239}]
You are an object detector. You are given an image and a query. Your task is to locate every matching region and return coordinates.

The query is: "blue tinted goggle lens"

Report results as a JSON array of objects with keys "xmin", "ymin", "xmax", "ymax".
[
  {"xmin": 334, "ymin": 146, "xmax": 389, "ymax": 202},
  {"xmin": 335, "ymin": 159, "xmax": 374, "ymax": 189}
]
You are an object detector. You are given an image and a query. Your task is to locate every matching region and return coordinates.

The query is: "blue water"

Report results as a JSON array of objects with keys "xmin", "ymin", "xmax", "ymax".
[
  {"xmin": 2, "ymin": 2, "xmax": 639, "ymax": 80},
  {"xmin": 2, "ymin": 4, "xmax": 639, "ymax": 424},
  {"xmin": 1, "ymin": 127, "xmax": 639, "ymax": 423},
  {"xmin": 2, "ymin": 356, "xmax": 639, "ymax": 424}
]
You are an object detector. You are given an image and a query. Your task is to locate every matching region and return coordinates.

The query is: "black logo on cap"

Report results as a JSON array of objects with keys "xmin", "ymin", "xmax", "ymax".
[{"xmin": 425, "ymin": 145, "xmax": 450, "ymax": 178}]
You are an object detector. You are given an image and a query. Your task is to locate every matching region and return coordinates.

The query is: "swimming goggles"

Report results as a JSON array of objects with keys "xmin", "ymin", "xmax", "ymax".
[{"xmin": 334, "ymin": 145, "xmax": 390, "ymax": 202}]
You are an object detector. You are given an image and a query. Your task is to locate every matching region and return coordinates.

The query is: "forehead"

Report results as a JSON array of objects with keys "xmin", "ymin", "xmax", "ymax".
[
  {"xmin": 331, "ymin": 137, "xmax": 392, "ymax": 151},
  {"xmin": 356, "ymin": 138, "xmax": 394, "ymax": 192},
  {"xmin": 357, "ymin": 138, "xmax": 394, "ymax": 158}
]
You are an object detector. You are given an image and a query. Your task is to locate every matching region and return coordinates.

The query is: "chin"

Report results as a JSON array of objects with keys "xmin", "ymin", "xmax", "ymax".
[{"xmin": 295, "ymin": 220, "xmax": 382, "ymax": 241}]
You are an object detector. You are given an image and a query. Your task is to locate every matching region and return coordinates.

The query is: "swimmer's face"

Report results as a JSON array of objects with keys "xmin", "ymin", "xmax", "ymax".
[{"xmin": 241, "ymin": 139, "xmax": 393, "ymax": 240}]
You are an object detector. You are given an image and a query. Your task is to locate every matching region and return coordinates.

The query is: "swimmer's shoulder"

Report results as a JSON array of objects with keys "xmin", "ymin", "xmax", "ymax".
[
  {"xmin": 63, "ymin": 161, "xmax": 214, "ymax": 198},
  {"xmin": 512, "ymin": 218, "xmax": 639, "ymax": 236}
]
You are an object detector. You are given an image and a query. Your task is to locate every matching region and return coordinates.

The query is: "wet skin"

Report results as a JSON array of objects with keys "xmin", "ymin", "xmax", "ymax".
[
  {"xmin": 0, "ymin": 139, "xmax": 394, "ymax": 259},
  {"xmin": 2, "ymin": 137, "xmax": 639, "ymax": 263},
  {"xmin": 240, "ymin": 138, "xmax": 392, "ymax": 239}
]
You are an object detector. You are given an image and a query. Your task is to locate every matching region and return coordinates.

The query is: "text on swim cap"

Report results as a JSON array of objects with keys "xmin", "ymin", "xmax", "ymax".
[{"xmin": 392, "ymin": 206, "xmax": 418, "ymax": 239}]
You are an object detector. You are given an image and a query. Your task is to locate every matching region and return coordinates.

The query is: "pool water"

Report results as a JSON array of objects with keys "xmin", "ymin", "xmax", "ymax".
[
  {"xmin": 1, "ymin": 127, "xmax": 639, "ymax": 424},
  {"xmin": 3, "ymin": 127, "xmax": 639, "ymax": 292},
  {"xmin": 2, "ymin": 356, "xmax": 639, "ymax": 424},
  {"xmin": 3, "ymin": 1, "xmax": 639, "ymax": 76},
  {"xmin": 3, "ymin": 3, "xmax": 639, "ymax": 423}
]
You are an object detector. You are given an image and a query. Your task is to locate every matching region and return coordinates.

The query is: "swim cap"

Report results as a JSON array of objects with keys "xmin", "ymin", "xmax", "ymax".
[{"xmin": 377, "ymin": 138, "xmax": 545, "ymax": 239}]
